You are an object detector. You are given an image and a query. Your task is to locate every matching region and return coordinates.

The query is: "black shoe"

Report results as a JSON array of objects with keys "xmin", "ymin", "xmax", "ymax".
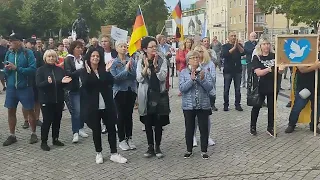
[
  {"xmin": 250, "ymin": 126, "xmax": 257, "ymax": 135},
  {"xmin": 235, "ymin": 105, "xmax": 243, "ymax": 111},
  {"xmin": 41, "ymin": 142, "xmax": 50, "ymax": 151},
  {"xmin": 53, "ymin": 139, "xmax": 65, "ymax": 146},
  {"xmin": 36, "ymin": 120, "xmax": 43, "ymax": 127},
  {"xmin": 286, "ymin": 101, "xmax": 292, "ymax": 108},
  {"xmin": 285, "ymin": 125, "xmax": 295, "ymax": 133},
  {"xmin": 212, "ymin": 105, "xmax": 218, "ymax": 111},
  {"xmin": 267, "ymin": 129, "xmax": 276, "ymax": 137},
  {"xmin": 155, "ymin": 145, "xmax": 164, "ymax": 159},
  {"xmin": 201, "ymin": 152, "xmax": 209, "ymax": 160},
  {"xmin": 309, "ymin": 126, "xmax": 320, "ymax": 134},
  {"xmin": 223, "ymin": 106, "xmax": 229, "ymax": 111},
  {"xmin": 3, "ymin": 135, "xmax": 17, "ymax": 146},
  {"xmin": 3, "ymin": 87, "xmax": 6, "ymax": 91},
  {"xmin": 22, "ymin": 121, "xmax": 29, "ymax": 129},
  {"xmin": 29, "ymin": 133, "xmax": 38, "ymax": 144},
  {"xmin": 280, "ymin": 87, "xmax": 285, "ymax": 91},
  {"xmin": 262, "ymin": 102, "xmax": 267, "ymax": 107},
  {"xmin": 184, "ymin": 152, "xmax": 193, "ymax": 159},
  {"xmin": 144, "ymin": 145, "xmax": 155, "ymax": 158}
]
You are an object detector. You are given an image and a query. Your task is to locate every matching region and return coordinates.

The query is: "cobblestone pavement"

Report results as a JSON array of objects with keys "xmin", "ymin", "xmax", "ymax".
[{"xmin": 1, "ymin": 72, "xmax": 320, "ymax": 180}]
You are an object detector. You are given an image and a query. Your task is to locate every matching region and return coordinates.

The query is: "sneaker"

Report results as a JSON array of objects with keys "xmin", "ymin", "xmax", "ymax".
[
  {"xmin": 223, "ymin": 106, "xmax": 229, "ymax": 111},
  {"xmin": 155, "ymin": 146, "xmax": 164, "ymax": 159},
  {"xmin": 29, "ymin": 134, "xmax": 38, "ymax": 144},
  {"xmin": 110, "ymin": 153, "xmax": 127, "ymax": 163},
  {"xmin": 101, "ymin": 125, "xmax": 107, "ymax": 134},
  {"xmin": 235, "ymin": 105, "xmax": 243, "ymax": 111},
  {"xmin": 79, "ymin": 129, "xmax": 89, "ymax": 138},
  {"xmin": 72, "ymin": 133, "xmax": 79, "ymax": 143},
  {"xmin": 127, "ymin": 138, "xmax": 136, "ymax": 150},
  {"xmin": 119, "ymin": 140, "xmax": 130, "ymax": 151},
  {"xmin": 208, "ymin": 138, "xmax": 215, "ymax": 146},
  {"xmin": 3, "ymin": 135, "xmax": 17, "ymax": 146},
  {"xmin": 212, "ymin": 105, "xmax": 218, "ymax": 111},
  {"xmin": 184, "ymin": 152, "xmax": 193, "ymax": 159},
  {"xmin": 22, "ymin": 121, "xmax": 29, "ymax": 129},
  {"xmin": 193, "ymin": 136, "xmax": 198, "ymax": 147},
  {"xmin": 3, "ymin": 87, "xmax": 6, "ymax": 91},
  {"xmin": 285, "ymin": 125, "xmax": 295, "ymax": 133},
  {"xmin": 36, "ymin": 120, "xmax": 43, "ymax": 127},
  {"xmin": 267, "ymin": 129, "xmax": 276, "ymax": 137},
  {"xmin": 41, "ymin": 142, "xmax": 50, "ymax": 151},
  {"xmin": 201, "ymin": 152, "xmax": 209, "ymax": 160},
  {"xmin": 250, "ymin": 126, "xmax": 257, "ymax": 135},
  {"xmin": 53, "ymin": 139, "xmax": 65, "ymax": 146},
  {"xmin": 96, "ymin": 152, "xmax": 103, "ymax": 164},
  {"xmin": 144, "ymin": 145, "xmax": 155, "ymax": 158},
  {"xmin": 286, "ymin": 101, "xmax": 292, "ymax": 108},
  {"xmin": 262, "ymin": 102, "xmax": 267, "ymax": 107}
]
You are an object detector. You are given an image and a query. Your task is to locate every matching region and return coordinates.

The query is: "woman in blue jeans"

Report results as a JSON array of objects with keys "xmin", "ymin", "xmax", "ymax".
[{"xmin": 64, "ymin": 40, "xmax": 89, "ymax": 143}]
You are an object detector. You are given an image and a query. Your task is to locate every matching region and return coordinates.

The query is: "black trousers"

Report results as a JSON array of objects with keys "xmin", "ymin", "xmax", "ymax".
[
  {"xmin": 251, "ymin": 92, "xmax": 275, "ymax": 130},
  {"xmin": 143, "ymin": 114, "xmax": 163, "ymax": 146},
  {"xmin": 114, "ymin": 90, "xmax": 137, "ymax": 142},
  {"xmin": 87, "ymin": 109, "xmax": 117, "ymax": 153},
  {"xmin": 41, "ymin": 102, "xmax": 64, "ymax": 142},
  {"xmin": 183, "ymin": 110, "xmax": 210, "ymax": 152}
]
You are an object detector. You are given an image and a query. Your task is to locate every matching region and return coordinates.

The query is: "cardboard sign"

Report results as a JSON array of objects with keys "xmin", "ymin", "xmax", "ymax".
[
  {"xmin": 101, "ymin": 25, "xmax": 116, "ymax": 35},
  {"xmin": 276, "ymin": 35, "xmax": 319, "ymax": 66},
  {"xmin": 111, "ymin": 26, "xmax": 128, "ymax": 41}
]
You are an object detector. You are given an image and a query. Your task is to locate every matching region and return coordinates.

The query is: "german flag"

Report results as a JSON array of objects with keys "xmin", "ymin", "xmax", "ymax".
[
  {"xmin": 172, "ymin": 0, "xmax": 184, "ymax": 41},
  {"xmin": 128, "ymin": 8, "xmax": 148, "ymax": 56}
]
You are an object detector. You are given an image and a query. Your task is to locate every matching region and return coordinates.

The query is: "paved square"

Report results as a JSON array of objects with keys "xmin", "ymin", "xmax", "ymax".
[{"xmin": 1, "ymin": 73, "xmax": 320, "ymax": 180}]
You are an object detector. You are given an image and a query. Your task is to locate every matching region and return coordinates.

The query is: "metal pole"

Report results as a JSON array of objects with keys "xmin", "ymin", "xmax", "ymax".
[{"xmin": 271, "ymin": 10, "xmax": 275, "ymax": 41}]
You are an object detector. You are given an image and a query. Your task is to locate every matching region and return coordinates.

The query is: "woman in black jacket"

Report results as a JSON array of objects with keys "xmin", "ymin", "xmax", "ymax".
[
  {"xmin": 36, "ymin": 50, "xmax": 72, "ymax": 151},
  {"xmin": 64, "ymin": 40, "xmax": 89, "ymax": 143},
  {"xmin": 80, "ymin": 48, "xmax": 127, "ymax": 164}
]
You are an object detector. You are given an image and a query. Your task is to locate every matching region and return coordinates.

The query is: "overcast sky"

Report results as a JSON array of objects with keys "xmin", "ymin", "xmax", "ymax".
[{"xmin": 165, "ymin": 0, "xmax": 197, "ymax": 10}]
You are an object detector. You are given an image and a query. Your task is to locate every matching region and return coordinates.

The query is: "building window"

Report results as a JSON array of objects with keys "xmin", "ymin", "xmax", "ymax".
[
  {"xmin": 234, "ymin": 0, "xmax": 236, "ymax": 7},
  {"xmin": 230, "ymin": 17, "xmax": 232, "ymax": 24},
  {"xmin": 230, "ymin": 1, "xmax": 232, "ymax": 8},
  {"xmin": 221, "ymin": 12, "xmax": 223, "ymax": 22},
  {"xmin": 239, "ymin": 0, "xmax": 242, "ymax": 6},
  {"xmin": 239, "ymin": 15, "xmax": 242, "ymax": 23}
]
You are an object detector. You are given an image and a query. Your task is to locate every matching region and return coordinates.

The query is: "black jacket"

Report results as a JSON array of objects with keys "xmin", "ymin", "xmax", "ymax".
[
  {"xmin": 36, "ymin": 64, "xmax": 66, "ymax": 104},
  {"xmin": 80, "ymin": 69, "xmax": 116, "ymax": 120},
  {"xmin": 64, "ymin": 55, "xmax": 83, "ymax": 92},
  {"xmin": 84, "ymin": 45, "xmax": 118, "ymax": 60}
]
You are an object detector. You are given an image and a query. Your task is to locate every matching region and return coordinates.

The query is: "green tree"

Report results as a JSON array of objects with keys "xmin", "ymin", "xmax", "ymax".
[{"xmin": 0, "ymin": 0, "xmax": 24, "ymax": 36}]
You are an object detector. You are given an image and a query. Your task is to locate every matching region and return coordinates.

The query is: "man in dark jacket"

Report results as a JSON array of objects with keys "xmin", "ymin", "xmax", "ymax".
[
  {"xmin": 221, "ymin": 31, "xmax": 245, "ymax": 111},
  {"xmin": 244, "ymin": 32, "xmax": 257, "ymax": 87}
]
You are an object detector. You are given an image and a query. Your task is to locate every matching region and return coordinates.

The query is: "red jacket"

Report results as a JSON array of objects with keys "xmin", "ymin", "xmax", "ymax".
[{"xmin": 176, "ymin": 49, "xmax": 188, "ymax": 72}]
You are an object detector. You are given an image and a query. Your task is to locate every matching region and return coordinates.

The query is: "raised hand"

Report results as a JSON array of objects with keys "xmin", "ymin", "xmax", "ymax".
[
  {"xmin": 200, "ymin": 71, "xmax": 205, "ymax": 80},
  {"xmin": 48, "ymin": 76, "xmax": 52, "ymax": 83},
  {"xmin": 62, "ymin": 76, "xmax": 72, "ymax": 83},
  {"xmin": 85, "ymin": 61, "xmax": 91, "ymax": 74},
  {"xmin": 106, "ymin": 60, "xmax": 113, "ymax": 72}
]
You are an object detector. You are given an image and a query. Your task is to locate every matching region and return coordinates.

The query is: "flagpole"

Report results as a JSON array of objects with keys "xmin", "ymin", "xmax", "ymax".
[{"xmin": 139, "ymin": 5, "xmax": 148, "ymax": 35}]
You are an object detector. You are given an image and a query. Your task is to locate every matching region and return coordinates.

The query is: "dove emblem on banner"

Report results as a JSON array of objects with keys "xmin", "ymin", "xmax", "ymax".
[{"xmin": 284, "ymin": 38, "xmax": 311, "ymax": 63}]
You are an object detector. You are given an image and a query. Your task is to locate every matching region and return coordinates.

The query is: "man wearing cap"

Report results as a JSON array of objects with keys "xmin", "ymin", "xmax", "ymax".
[{"xmin": 3, "ymin": 33, "xmax": 38, "ymax": 146}]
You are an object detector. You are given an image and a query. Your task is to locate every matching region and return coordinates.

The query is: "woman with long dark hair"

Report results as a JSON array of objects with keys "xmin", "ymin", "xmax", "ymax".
[{"xmin": 81, "ymin": 48, "xmax": 127, "ymax": 164}]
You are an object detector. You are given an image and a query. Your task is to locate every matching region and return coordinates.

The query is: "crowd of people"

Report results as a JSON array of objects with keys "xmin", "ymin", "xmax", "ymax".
[{"xmin": 0, "ymin": 30, "xmax": 319, "ymax": 164}]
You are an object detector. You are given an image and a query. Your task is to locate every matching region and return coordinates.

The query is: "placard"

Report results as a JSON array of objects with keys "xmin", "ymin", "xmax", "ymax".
[
  {"xmin": 101, "ymin": 25, "xmax": 117, "ymax": 36},
  {"xmin": 111, "ymin": 26, "xmax": 128, "ymax": 41},
  {"xmin": 276, "ymin": 35, "xmax": 318, "ymax": 66}
]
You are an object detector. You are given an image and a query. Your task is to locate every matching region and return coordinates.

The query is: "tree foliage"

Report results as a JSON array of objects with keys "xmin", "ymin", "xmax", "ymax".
[{"xmin": 0, "ymin": 0, "xmax": 169, "ymax": 39}]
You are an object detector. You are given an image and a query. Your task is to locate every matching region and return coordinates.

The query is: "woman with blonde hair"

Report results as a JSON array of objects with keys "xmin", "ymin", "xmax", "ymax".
[
  {"xmin": 176, "ymin": 38, "xmax": 194, "ymax": 96},
  {"xmin": 193, "ymin": 45, "xmax": 216, "ymax": 147},
  {"xmin": 36, "ymin": 50, "xmax": 72, "ymax": 151},
  {"xmin": 250, "ymin": 38, "xmax": 284, "ymax": 136}
]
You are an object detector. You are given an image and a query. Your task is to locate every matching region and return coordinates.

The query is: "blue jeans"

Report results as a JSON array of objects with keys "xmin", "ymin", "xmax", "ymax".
[
  {"xmin": 223, "ymin": 73, "xmax": 242, "ymax": 107},
  {"xmin": 288, "ymin": 92, "xmax": 320, "ymax": 127},
  {"xmin": 69, "ymin": 91, "xmax": 83, "ymax": 133}
]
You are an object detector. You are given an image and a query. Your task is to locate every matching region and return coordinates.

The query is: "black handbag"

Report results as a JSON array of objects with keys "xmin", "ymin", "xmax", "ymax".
[{"xmin": 247, "ymin": 56, "xmax": 262, "ymax": 107}]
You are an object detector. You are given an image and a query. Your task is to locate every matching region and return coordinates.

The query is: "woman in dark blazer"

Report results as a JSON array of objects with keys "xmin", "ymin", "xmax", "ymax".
[{"xmin": 80, "ymin": 48, "xmax": 127, "ymax": 164}]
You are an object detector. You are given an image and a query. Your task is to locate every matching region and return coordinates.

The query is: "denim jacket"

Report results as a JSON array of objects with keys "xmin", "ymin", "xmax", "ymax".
[
  {"xmin": 179, "ymin": 68, "xmax": 213, "ymax": 110},
  {"xmin": 110, "ymin": 56, "xmax": 137, "ymax": 98}
]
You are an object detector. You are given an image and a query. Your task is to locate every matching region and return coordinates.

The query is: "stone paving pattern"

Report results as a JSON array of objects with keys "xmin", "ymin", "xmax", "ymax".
[{"xmin": 1, "ymin": 72, "xmax": 320, "ymax": 180}]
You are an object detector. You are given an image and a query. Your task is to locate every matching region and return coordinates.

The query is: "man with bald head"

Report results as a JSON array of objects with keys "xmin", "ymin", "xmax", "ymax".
[
  {"xmin": 244, "ymin": 32, "xmax": 257, "ymax": 88},
  {"xmin": 221, "ymin": 32, "xmax": 245, "ymax": 111}
]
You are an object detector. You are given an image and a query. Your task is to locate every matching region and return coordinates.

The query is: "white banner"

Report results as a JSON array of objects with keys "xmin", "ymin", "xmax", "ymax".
[{"xmin": 111, "ymin": 26, "xmax": 128, "ymax": 41}]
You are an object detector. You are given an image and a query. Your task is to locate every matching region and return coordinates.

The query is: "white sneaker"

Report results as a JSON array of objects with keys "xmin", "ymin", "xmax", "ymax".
[
  {"xmin": 127, "ymin": 138, "xmax": 136, "ymax": 150},
  {"xmin": 119, "ymin": 140, "xmax": 130, "ymax": 151},
  {"xmin": 101, "ymin": 125, "xmax": 107, "ymax": 134},
  {"xmin": 110, "ymin": 153, "xmax": 127, "ymax": 164},
  {"xmin": 72, "ymin": 133, "xmax": 79, "ymax": 143},
  {"xmin": 79, "ymin": 129, "xmax": 89, "ymax": 138},
  {"xmin": 142, "ymin": 126, "xmax": 145, "ymax": 131},
  {"xmin": 193, "ymin": 136, "xmax": 198, "ymax": 147},
  {"xmin": 208, "ymin": 138, "xmax": 215, "ymax": 146},
  {"xmin": 96, "ymin": 152, "xmax": 103, "ymax": 164}
]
